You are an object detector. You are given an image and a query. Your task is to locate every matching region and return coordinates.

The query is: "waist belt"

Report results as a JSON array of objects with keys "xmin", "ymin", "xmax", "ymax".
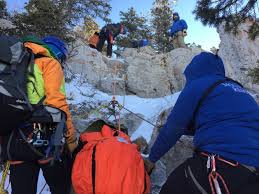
[{"xmin": 198, "ymin": 151, "xmax": 258, "ymax": 174}]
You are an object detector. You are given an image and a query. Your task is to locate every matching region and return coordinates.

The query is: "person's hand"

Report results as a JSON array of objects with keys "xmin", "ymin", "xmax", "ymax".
[
  {"xmin": 144, "ymin": 158, "xmax": 155, "ymax": 175},
  {"xmin": 65, "ymin": 131, "xmax": 78, "ymax": 153},
  {"xmin": 67, "ymin": 141, "xmax": 78, "ymax": 153}
]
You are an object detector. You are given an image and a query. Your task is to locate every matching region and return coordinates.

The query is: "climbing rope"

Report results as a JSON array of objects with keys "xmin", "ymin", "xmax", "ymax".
[{"xmin": 0, "ymin": 161, "xmax": 10, "ymax": 194}]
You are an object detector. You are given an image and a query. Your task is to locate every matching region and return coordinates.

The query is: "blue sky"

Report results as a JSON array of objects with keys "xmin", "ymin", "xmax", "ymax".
[{"xmin": 6, "ymin": 0, "xmax": 220, "ymax": 51}]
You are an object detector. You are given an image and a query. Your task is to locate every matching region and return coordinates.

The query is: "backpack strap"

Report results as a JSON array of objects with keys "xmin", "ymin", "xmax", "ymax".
[{"xmin": 189, "ymin": 78, "xmax": 243, "ymax": 133}]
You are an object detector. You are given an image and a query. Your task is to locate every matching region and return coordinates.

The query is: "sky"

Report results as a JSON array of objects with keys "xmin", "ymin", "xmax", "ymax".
[{"xmin": 6, "ymin": 0, "xmax": 220, "ymax": 51}]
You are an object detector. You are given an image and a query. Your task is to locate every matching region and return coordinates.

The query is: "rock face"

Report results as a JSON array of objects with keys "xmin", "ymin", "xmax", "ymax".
[
  {"xmin": 67, "ymin": 41, "xmax": 127, "ymax": 95},
  {"xmin": 68, "ymin": 21, "xmax": 258, "ymax": 99},
  {"xmin": 218, "ymin": 20, "xmax": 259, "ymax": 94},
  {"xmin": 122, "ymin": 46, "xmax": 201, "ymax": 97},
  {"xmin": 68, "ymin": 43, "xmax": 202, "ymax": 98}
]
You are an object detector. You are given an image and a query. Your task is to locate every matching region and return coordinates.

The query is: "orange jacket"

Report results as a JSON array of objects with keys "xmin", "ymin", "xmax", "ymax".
[
  {"xmin": 72, "ymin": 125, "xmax": 150, "ymax": 194},
  {"xmin": 24, "ymin": 42, "xmax": 75, "ymax": 141}
]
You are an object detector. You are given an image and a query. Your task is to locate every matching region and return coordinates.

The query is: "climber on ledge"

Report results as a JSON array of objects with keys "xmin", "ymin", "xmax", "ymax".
[
  {"xmin": 169, "ymin": 12, "xmax": 188, "ymax": 49},
  {"xmin": 144, "ymin": 52, "xmax": 259, "ymax": 194},
  {"xmin": 97, "ymin": 23, "xmax": 127, "ymax": 57}
]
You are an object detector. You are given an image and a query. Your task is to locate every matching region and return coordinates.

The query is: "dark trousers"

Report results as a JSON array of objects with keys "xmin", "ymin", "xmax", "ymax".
[
  {"xmin": 160, "ymin": 154, "xmax": 259, "ymax": 194},
  {"xmin": 10, "ymin": 156, "xmax": 72, "ymax": 194},
  {"xmin": 97, "ymin": 30, "xmax": 113, "ymax": 57}
]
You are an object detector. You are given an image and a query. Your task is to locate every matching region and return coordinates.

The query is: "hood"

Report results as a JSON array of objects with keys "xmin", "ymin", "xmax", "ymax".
[
  {"xmin": 173, "ymin": 12, "xmax": 180, "ymax": 21},
  {"xmin": 22, "ymin": 36, "xmax": 56, "ymax": 58},
  {"xmin": 184, "ymin": 52, "xmax": 225, "ymax": 84}
]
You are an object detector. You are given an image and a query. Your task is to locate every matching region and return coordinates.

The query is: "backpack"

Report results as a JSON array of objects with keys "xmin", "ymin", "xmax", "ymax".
[
  {"xmin": 88, "ymin": 32, "xmax": 100, "ymax": 49},
  {"xmin": 0, "ymin": 35, "xmax": 34, "ymax": 135},
  {"xmin": 0, "ymin": 36, "xmax": 67, "ymax": 162},
  {"xmin": 72, "ymin": 123, "xmax": 150, "ymax": 194}
]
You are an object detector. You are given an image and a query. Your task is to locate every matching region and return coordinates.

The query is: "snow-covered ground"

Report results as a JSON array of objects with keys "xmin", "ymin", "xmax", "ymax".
[
  {"xmin": 1, "ymin": 75, "xmax": 180, "ymax": 193},
  {"xmin": 66, "ymin": 75, "xmax": 180, "ymax": 142}
]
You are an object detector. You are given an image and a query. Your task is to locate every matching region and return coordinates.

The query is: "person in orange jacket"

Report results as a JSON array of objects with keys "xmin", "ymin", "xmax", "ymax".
[{"xmin": 2, "ymin": 36, "xmax": 77, "ymax": 194}]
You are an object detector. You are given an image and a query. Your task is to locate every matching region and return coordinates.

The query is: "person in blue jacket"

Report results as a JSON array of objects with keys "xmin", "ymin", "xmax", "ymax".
[
  {"xmin": 169, "ymin": 12, "xmax": 188, "ymax": 49},
  {"xmin": 145, "ymin": 52, "xmax": 259, "ymax": 194}
]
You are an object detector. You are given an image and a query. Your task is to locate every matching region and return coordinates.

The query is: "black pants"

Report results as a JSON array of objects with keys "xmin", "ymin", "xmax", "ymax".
[
  {"xmin": 97, "ymin": 30, "xmax": 113, "ymax": 57},
  {"xmin": 10, "ymin": 156, "xmax": 72, "ymax": 194},
  {"xmin": 160, "ymin": 154, "xmax": 259, "ymax": 194}
]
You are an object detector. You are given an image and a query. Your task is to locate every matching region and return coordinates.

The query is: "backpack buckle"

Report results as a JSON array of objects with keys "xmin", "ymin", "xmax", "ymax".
[{"xmin": 33, "ymin": 139, "xmax": 49, "ymax": 147}]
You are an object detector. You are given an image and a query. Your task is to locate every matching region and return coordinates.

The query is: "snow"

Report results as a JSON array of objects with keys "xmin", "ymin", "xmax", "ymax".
[
  {"xmin": 1, "ymin": 74, "xmax": 180, "ymax": 193},
  {"xmin": 66, "ymin": 75, "xmax": 180, "ymax": 142}
]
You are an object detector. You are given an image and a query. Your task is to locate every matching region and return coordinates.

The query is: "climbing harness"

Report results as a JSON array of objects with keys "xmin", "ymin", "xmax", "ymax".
[
  {"xmin": 200, "ymin": 152, "xmax": 239, "ymax": 194},
  {"xmin": 0, "ymin": 161, "xmax": 10, "ymax": 194}
]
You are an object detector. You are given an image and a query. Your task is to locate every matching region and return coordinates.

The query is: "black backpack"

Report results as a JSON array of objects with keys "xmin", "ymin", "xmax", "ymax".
[{"xmin": 0, "ymin": 35, "xmax": 35, "ymax": 135}]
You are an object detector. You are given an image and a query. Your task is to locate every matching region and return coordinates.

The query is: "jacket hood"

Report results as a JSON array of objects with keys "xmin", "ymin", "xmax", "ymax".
[
  {"xmin": 22, "ymin": 36, "xmax": 56, "ymax": 58},
  {"xmin": 173, "ymin": 12, "xmax": 180, "ymax": 21},
  {"xmin": 184, "ymin": 52, "xmax": 225, "ymax": 84}
]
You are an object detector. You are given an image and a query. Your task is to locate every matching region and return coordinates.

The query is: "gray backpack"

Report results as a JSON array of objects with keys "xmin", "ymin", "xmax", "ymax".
[{"xmin": 0, "ymin": 35, "xmax": 34, "ymax": 135}]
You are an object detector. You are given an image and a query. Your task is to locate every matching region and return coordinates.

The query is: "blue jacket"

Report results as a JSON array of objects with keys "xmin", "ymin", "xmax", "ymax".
[
  {"xmin": 149, "ymin": 52, "xmax": 259, "ymax": 168},
  {"xmin": 169, "ymin": 16, "xmax": 188, "ymax": 36}
]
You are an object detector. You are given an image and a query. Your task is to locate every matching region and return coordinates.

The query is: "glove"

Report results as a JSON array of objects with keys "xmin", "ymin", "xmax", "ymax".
[{"xmin": 144, "ymin": 158, "xmax": 155, "ymax": 175}]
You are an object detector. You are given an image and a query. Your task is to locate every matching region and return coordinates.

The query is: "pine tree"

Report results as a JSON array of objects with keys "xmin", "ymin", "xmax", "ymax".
[
  {"xmin": 0, "ymin": 0, "xmax": 8, "ymax": 18},
  {"xmin": 83, "ymin": 16, "xmax": 100, "ymax": 41},
  {"xmin": 116, "ymin": 7, "xmax": 152, "ymax": 49},
  {"xmin": 193, "ymin": 0, "xmax": 258, "ymax": 40},
  {"xmin": 151, "ymin": 0, "xmax": 174, "ymax": 53},
  {"xmin": 12, "ymin": 0, "xmax": 111, "ymax": 42},
  {"xmin": 249, "ymin": 60, "xmax": 259, "ymax": 84}
]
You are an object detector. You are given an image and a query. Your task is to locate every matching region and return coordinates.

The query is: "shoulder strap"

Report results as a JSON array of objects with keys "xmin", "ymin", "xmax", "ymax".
[{"xmin": 189, "ymin": 78, "xmax": 243, "ymax": 133}]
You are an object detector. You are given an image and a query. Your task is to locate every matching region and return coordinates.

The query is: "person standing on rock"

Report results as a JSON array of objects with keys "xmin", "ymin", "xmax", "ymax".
[
  {"xmin": 169, "ymin": 12, "xmax": 188, "ymax": 49},
  {"xmin": 144, "ymin": 52, "xmax": 259, "ymax": 194},
  {"xmin": 97, "ymin": 23, "xmax": 127, "ymax": 57}
]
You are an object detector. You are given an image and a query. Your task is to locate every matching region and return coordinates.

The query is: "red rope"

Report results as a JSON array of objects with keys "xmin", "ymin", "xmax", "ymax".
[
  {"xmin": 208, "ymin": 155, "xmax": 231, "ymax": 194},
  {"xmin": 209, "ymin": 172, "xmax": 230, "ymax": 194}
]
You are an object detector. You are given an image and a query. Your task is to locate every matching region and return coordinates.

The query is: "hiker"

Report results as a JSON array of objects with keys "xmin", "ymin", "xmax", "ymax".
[
  {"xmin": 145, "ymin": 52, "xmax": 259, "ymax": 194},
  {"xmin": 97, "ymin": 23, "xmax": 127, "ymax": 57},
  {"xmin": 169, "ymin": 12, "xmax": 188, "ymax": 49},
  {"xmin": 88, "ymin": 31, "xmax": 100, "ymax": 49},
  {"xmin": 72, "ymin": 119, "xmax": 150, "ymax": 194},
  {"xmin": 2, "ymin": 36, "xmax": 77, "ymax": 194}
]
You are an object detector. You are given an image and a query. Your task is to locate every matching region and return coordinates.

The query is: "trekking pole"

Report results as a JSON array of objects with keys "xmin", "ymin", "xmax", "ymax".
[{"xmin": 0, "ymin": 161, "xmax": 10, "ymax": 194}]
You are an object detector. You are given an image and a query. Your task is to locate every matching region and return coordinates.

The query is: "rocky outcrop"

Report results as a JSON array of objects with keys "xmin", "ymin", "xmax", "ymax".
[
  {"xmin": 122, "ymin": 46, "xmax": 201, "ymax": 97},
  {"xmin": 218, "ymin": 20, "xmax": 259, "ymax": 94},
  {"xmin": 67, "ymin": 42, "xmax": 127, "ymax": 95},
  {"xmin": 68, "ymin": 42, "xmax": 202, "ymax": 98},
  {"xmin": 67, "ymin": 20, "xmax": 258, "ymax": 99}
]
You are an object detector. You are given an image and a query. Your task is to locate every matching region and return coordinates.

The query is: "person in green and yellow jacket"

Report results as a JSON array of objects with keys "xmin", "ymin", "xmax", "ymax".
[{"xmin": 5, "ymin": 36, "xmax": 77, "ymax": 194}]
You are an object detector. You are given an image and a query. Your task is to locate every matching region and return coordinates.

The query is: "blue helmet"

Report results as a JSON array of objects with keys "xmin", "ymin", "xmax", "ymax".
[{"xmin": 42, "ymin": 36, "xmax": 68, "ymax": 63}]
